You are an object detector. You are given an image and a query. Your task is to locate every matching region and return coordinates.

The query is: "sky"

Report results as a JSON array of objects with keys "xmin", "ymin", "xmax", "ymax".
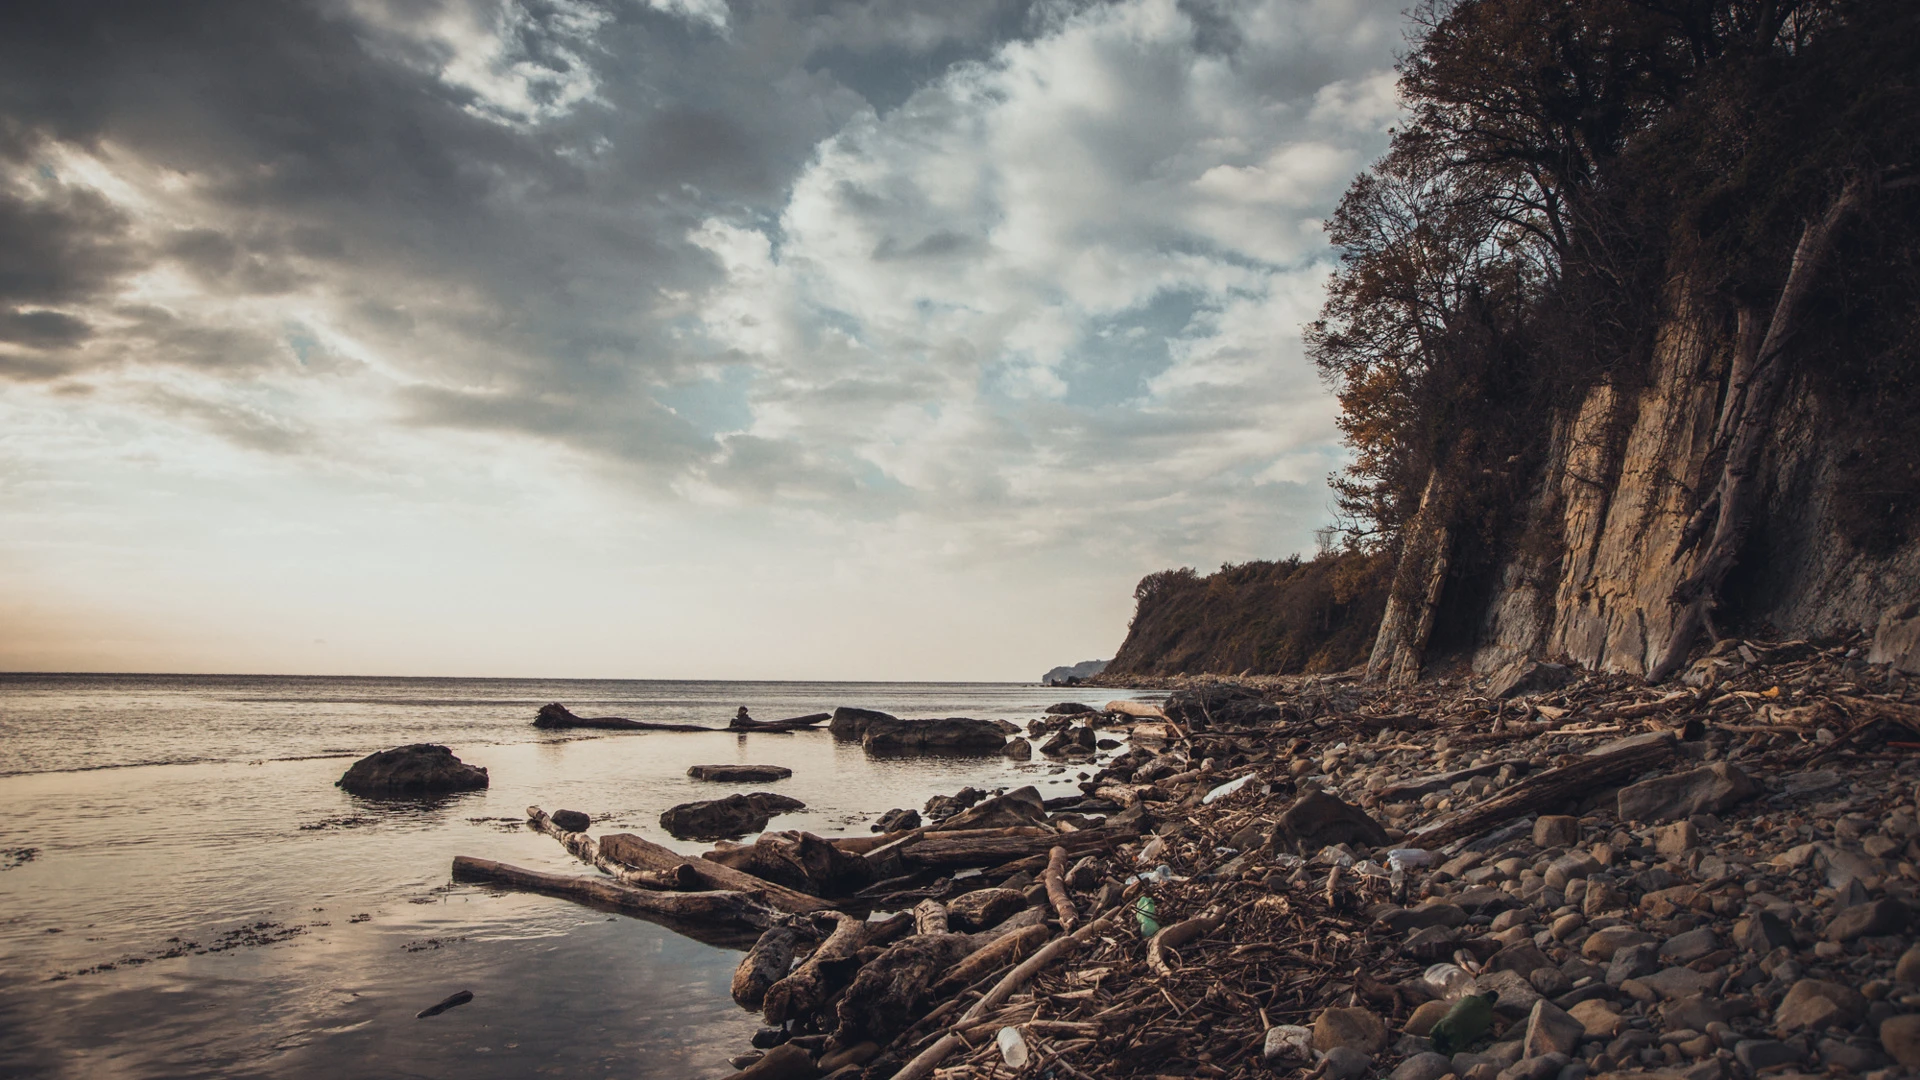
[{"xmin": 0, "ymin": 0, "xmax": 1406, "ymax": 680}]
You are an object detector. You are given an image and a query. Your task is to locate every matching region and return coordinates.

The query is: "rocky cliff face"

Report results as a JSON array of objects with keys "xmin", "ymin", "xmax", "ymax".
[{"xmin": 1469, "ymin": 295, "xmax": 1920, "ymax": 677}]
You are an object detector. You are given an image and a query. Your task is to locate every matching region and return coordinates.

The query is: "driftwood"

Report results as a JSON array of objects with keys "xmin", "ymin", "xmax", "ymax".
[
  {"xmin": 1147, "ymin": 909, "xmax": 1225, "ymax": 976},
  {"xmin": 912, "ymin": 899, "xmax": 948, "ymax": 935},
  {"xmin": 597, "ymin": 832, "xmax": 836, "ymax": 914},
  {"xmin": 533, "ymin": 702, "xmax": 709, "ymax": 731},
  {"xmin": 933, "ymin": 922, "xmax": 1051, "ymax": 994},
  {"xmin": 525, "ymin": 806, "xmax": 696, "ymax": 890},
  {"xmin": 888, "ymin": 893, "xmax": 1131, "ymax": 1080},
  {"xmin": 1414, "ymin": 732, "xmax": 1676, "ymax": 848},
  {"xmin": 729, "ymin": 712, "xmax": 831, "ymax": 732},
  {"xmin": 899, "ymin": 828, "xmax": 1116, "ymax": 868},
  {"xmin": 732, "ymin": 925, "xmax": 806, "ymax": 1010},
  {"xmin": 450, "ymin": 856, "xmax": 776, "ymax": 927},
  {"xmin": 1045, "ymin": 846, "xmax": 1078, "ymax": 931},
  {"xmin": 763, "ymin": 913, "xmax": 868, "ymax": 1025},
  {"xmin": 831, "ymin": 933, "xmax": 980, "ymax": 1047}
]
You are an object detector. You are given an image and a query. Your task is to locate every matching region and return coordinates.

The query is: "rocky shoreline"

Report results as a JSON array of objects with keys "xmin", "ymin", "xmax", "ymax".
[{"xmin": 450, "ymin": 637, "xmax": 1920, "ymax": 1080}]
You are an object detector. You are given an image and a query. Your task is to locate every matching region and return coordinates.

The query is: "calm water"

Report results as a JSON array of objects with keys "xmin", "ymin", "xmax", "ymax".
[{"xmin": 0, "ymin": 675, "xmax": 1154, "ymax": 1079}]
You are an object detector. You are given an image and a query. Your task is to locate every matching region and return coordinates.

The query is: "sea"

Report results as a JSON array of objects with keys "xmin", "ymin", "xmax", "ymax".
[{"xmin": 0, "ymin": 673, "xmax": 1158, "ymax": 1079}]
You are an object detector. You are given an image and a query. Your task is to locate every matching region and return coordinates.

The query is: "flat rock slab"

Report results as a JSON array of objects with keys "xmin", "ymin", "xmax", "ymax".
[{"xmin": 688, "ymin": 764, "xmax": 794, "ymax": 782}]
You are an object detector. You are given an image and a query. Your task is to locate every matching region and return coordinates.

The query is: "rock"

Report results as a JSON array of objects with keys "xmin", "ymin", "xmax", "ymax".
[
  {"xmin": 687, "ymin": 764, "xmax": 794, "ymax": 782},
  {"xmin": 1393, "ymin": 1051, "xmax": 1456, "ymax": 1080},
  {"xmin": 1534, "ymin": 816, "xmax": 1580, "ymax": 848},
  {"xmin": 1774, "ymin": 978, "xmax": 1867, "ymax": 1032},
  {"xmin": 945, "ymin": 888, "xmax": 1027, "ymax": 932},
  {"xmin": 548, "ymin": 809, "xmax": 591, "ymax": 832},
  {"xmin": 337, "ymin": 744, "xmax": 488, "ymax": 796},
  {"xmin": 1478, "ymin": 969, "xmax": 1544, "ymax": 1018},
  {"xmin": 1039, "ymin": 725, "xmax": 1096, "ymax": 756},
  {"xmin": 828, "ymin": 706, "xmax": 899, "ymax": 739},
  {"xmin": 1894, "ymin": 945, "xmax": 1920, "ymax": 984},
  {"xmin": 1490, "ymin": 942, "xmax": 1553, "ymax": 978},
  {"xmin": 1544, "ymin": 854, "xmax": 1597, "ymax": 891},
  {"xmin": 1583, "ymin": 880, "xmax": 1628, "ymax": 917},
  {"xmin": 1569, "ymin": 999, "xmax": 1623, "ymax": 1039},
  {"xmin": 1524, "ymin": 1000, "xmax": 1585, "ymax": 1058},
  {"xmin": 1002, "ymin": 737, "xmax": 1032, "ymax": 759},
  {"xmin": 658, "ymin": 793, "xmax": 805, "ymax": 840},
  {"xmin": 873, "ymin": 808, "xmax": 920, "ymax": 832},
  {"xmin": 1878, "ymin": 1014, "xmax": 1920, "ymax": 1070},
  {"xmin": 1583, "ymin": 927, "xmax": 1656, "ymax": 962},
  {"xmin": 1313, "ymin": 1006, "xmax": 1388, "ymax": 1055},
  {"xmin": 1045, "ymin": 701, "xmax": 1098, "ymax": 715},
  {"xmin": 1653, "ymin": 821, "xmax": 1699, "ymax": 858},
  {"xmin": 1552, "ymin": 913, "xmax": 1586, "ymax": 941},
  {"xmin": 1736, "ymin": 1039, "xmax": 1802, "ymax": 1072},
  {"xmin": 1321, "ymin": 1046, "xmax": 1373, "ymax": 1080},
  {"xmin": 1499, "ymin": 1053, "xmax": 1569, "ymax": 1080},
  {"xmin": 1616, "ymin": 764, "xmax": 1756, "ymax": 823},
  {"xmin": 1490, "ymin": 660, "xmax": 1576, "ymax": 700},
  {"xmin": 1606, "ymin": 943, "xmax": 1661, "ymax": 986},
  {"xmin": 860, "ymin": 717, "xmax": 1009, "ymax": 755},
  {"xmin": 1263, "ymin": 1024, "xmax": 1314, "ymax": 1062},
  {"xmin": 1659, "ymin": 928, "xmax": 1717, "ymax": 963},
  {"xmin": 732, "ymin": 1043, "xmax": 819, "ymax": 1080},
  {"xmin": 1661, "ymin": 995, "xmax": 1752, "ymax": 1032},
  {"xmin": 939, "ymin": 786, "xmax": 1046, "ymax": 831},
  {"xmin": 1868, "ymin": 603, "xmax": 1920, "ymax": 675},
  {"xmin": 1273, "ymin": 791, "xmax": 1391, "ymax": 853},
  {"xmin": 1818, "ymin": 1037, "xmax": 1886, "ymax": 1073},
  {"xmin": 1734, "ymin": 911, "xmax": 1793, "ymax": 953},
  {"xmin": 1826, "ymin": 897, "xmax": 1908, "ymax": 942},
  {"xmin": 1408, "ymin": 1000, "xmax": 1453, "ymax": 1037},
  {"xmin": 1408, "ymin": 924, "xmax": 1462, "ymax": 960},
  {"xmin": 1638, "ymin": 966, "xmax": 1715, "ymax": 1000},
  {"xmin": 1385, "ymin": 902, "xmax": 1470, "ymax": 934},
  {"xmin": 1529, "ymin": 967, "xmax": 1572, "ymax": 997}
]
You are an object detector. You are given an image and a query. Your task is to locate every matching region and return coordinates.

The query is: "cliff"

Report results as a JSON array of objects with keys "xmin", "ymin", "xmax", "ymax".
[{"xmin": 1102, "ymin": 554, "xmax": 1387, "ymax": 678}]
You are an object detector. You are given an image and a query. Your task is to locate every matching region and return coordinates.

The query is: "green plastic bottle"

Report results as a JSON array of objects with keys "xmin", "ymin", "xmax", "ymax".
[{"xmin": 1134, "ymin": 895, "xmax": 1160, "ymax": 937}]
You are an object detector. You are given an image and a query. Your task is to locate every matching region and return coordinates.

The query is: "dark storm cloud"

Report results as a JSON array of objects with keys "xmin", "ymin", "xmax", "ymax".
[{"xmin": 0, "ymin": 0, "xmax": 1054, "ymax": 471}]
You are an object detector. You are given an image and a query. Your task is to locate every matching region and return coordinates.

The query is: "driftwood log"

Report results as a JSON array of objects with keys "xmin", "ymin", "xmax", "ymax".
[
  {"xmin": 731, "ymin": 924, "xmax": 807, "ymax": 1010},
  {"xmin": 1414, "ymin": 731, "xmax": 1676, "ymax": 848},
  {"xmin": 898, "ymin": 828, "xmax": 1117, "ymax": 868},
  {"xmin": 932, "ymin": 922, "xmax": 1050, "ymax": 994},
  {"xmin": 1147, "ymin": 909, "xmax": 1225, "ymax": 977},
  {"xmin": 1044, "ymin": 846, "xmax": 1078, "ymax": 931},
  {"xmin": 763, "ymin": 913, "xmax": 868, "ymax": 1025},
  {"xmin": 450, "ymin": 856, "xmax": 776, "ymax": 927},
  {"xmin": 597, "ymin": 832, "xmax": 837, "ymax": 914},
  {"xmin": 912, "ymin": 899, "xmax": 947, "ymax": 935},
  {"xmin": 526, "ymin": 806, "xmax": 696, "ymax": 890},
  {"xmin": 729, "ymin": 712, "xmax": 831, "ymax": 732},
  {"xmin": 533, "ymin": 702, "xmax": 709, "ymax": 731}
]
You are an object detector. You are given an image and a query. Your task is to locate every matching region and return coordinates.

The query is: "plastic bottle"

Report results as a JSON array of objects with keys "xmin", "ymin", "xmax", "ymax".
[
  {"xmin": 996, "ymin": 1026, "xmax": 1030, "ymax": 1068},
  {"xmin": 1134, "ymin": 895, "xmax": 1160, "ymax": 937}
]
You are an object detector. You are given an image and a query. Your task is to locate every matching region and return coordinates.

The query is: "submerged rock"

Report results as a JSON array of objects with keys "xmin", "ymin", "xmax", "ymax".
[
  {"xmin": 337, "ymin": 744, "xmax": 488, "ymax": 796},
  {"xmin": 687, "ymin": 764, "xmax": 794, "ymax": 782},
  {"xmin": 859, "ymin": 716, "xmax": 1009, "ymax": 755},
  {"xmin": 659, "ymin": 793, "xmax": 806, "ymax": 840}
]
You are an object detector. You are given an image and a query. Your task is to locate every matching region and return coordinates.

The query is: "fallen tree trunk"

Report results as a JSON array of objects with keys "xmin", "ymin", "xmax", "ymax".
[
  {"xmin": 533, "ymin": 702, "xmax": 710, "ymax": 731},
  {"xmin": 729, "ymin": 712, "xmax": 831, "ymax": 732},
  {"xmin": 526, "ymin": 806, "xmax": 696, "ymax": 890},
  {"xmin": 732, "ymin": 924, "xmax": 807, "ymax": 1010},
  {"xmin": 1413, "ymin": 732, "xmax": 1675, "ymax": 848},
  {"xmin": 597, "ymin": 832, "xmax": 837, "ymax": 915},
  {"xmin": 898, "ymin": 828, "xmax": 1115, "ymax": 869},
  {"xmin": 763, "ymin": 913, "xmax": 867, "ymax": 1025},
  {"xmin": 450, "ymin": 856, "xmax": 776, "ymax": 927}
]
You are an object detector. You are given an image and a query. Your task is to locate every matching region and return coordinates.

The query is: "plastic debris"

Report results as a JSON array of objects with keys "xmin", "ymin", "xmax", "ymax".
[
  {"xmin": 1387, "ymin": 848, "xmax": 1435, "ymax": 871},
  {"xmin": 1202, "ymin": 773, "xmax": 1256, "ymax": 804},
  {"xmin": 996, "ymin": 1026, "xmax": 1030, "ymax": 1068},
  {"xmin": 1134, "ymin": 895, "xmax": 1160, "ymax": 938}
]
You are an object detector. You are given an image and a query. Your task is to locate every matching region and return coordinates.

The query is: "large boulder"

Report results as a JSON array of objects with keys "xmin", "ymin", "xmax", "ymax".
[
  {"xmin": 1272, "ymin": 791, "xmax": 1391, "ymax": 852},
  {"xmin": 860, "ymin": 717, "xmax": 1009, "ymax": 756},
  {"xmin": 337, "ymin": 744, "xmax": 488, "ymax": 796},
  {"xmin": 829, "ymin": 706, "xmax": 900, "ymax": 740},
  {"xmin": 1616, "ymin": 763, "xmax": 1756, "ymax": 823},
  {"xmin": 940, "ymin": 786, "xmax": 1047, "ymax": 830},
  {"xmin": 659, "ymin": 793, "xmax": 806, "ymax": 840}
]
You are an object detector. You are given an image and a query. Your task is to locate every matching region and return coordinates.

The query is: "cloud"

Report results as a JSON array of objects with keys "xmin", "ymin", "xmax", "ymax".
[{"xmin": 0, "ymin": 0, "xmax": 1410, "ymax": 676}]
